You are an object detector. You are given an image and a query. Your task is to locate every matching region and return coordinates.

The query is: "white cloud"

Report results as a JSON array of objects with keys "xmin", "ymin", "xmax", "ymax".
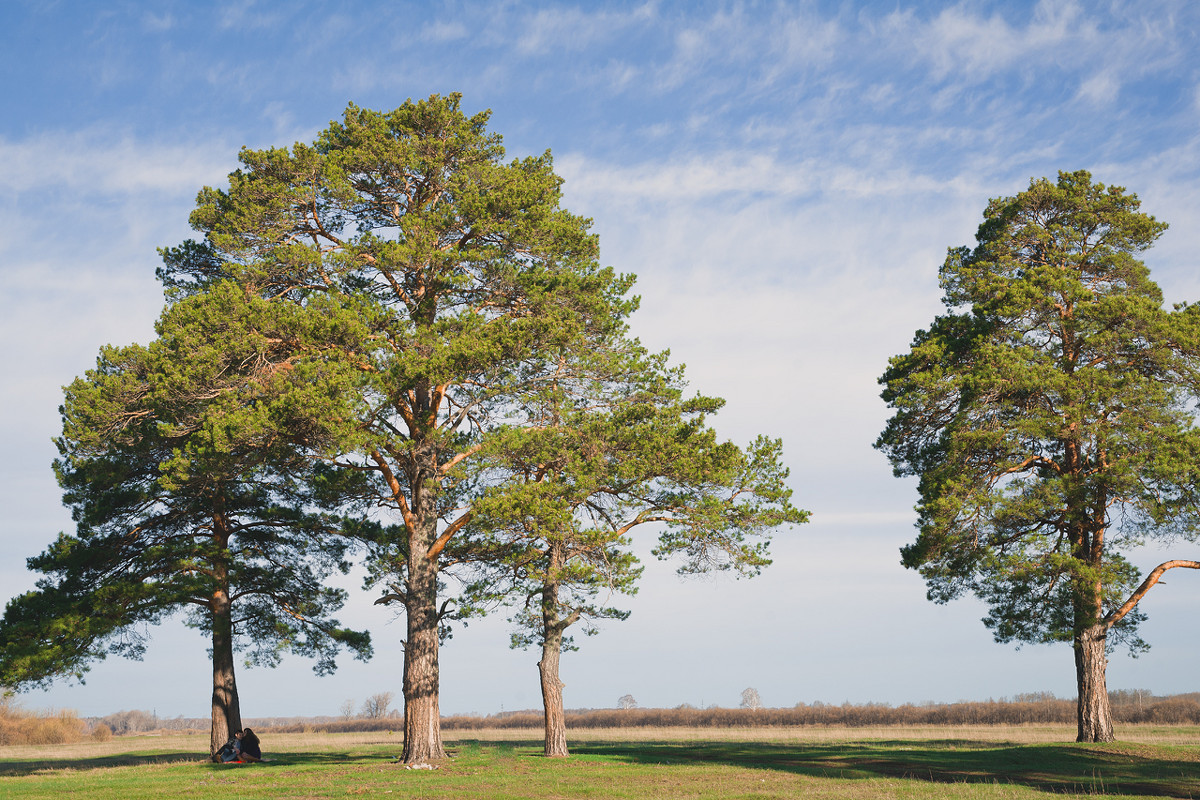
[
  {"xmin": 557, "ymin": 148, "xmax": 988, "ymax": 212},
  {"xmin": 141, "ymin": 11, "xmax": 174, "ymax": 32},
  {"xmin": 218, "ymin": 0, "xmax": 286, "ymax": 30},
  {"xmin": 1077, "ymin": 70, "xmax": 1121, "ymax": 105},
  {"xmin": 876, "ymin": 1, "xmax": 1088, "ymax": 81},
  {"xmin": 420, "ymin": 19, "xmax": 468, "ymax": 43},
  {"xmin": 0, "ymin": 131, "xmax": 236, "ymax": 196},
  {"xmin": 763, "ymin": 7, "xmax": 843, "ymax": 77},
  {"xmin": 511, "ymin": 1, "xmax": 658, "ymax": 56}
]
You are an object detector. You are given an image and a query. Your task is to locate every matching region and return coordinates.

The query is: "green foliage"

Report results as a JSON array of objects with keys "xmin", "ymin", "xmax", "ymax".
[
  {"xmin": 464, "ymin": 330, "xmax": 807, "ymax": 656},
  {"xmin": 119, "ymin": 96, "xmax": 801, "ymax": 760},
  {"xmin": 0, "ymin": 284, "xmax": 371, "ymax": 691},
  {"xmin": 164, "ymin": 93, "xmax": 637, "ymax": 587},
  {"xmin": 158, "ymin": 95, "xmax": 661, "ymax": 760},
  {"xmin": 876, "ymin": 170, "xmax": 1200, "ymax": 650}
]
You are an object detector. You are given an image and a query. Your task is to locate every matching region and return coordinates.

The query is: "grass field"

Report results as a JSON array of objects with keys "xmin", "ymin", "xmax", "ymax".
[{"xmin": 2, "ymin": 725, "xmax": 1199, "ymax": 799}]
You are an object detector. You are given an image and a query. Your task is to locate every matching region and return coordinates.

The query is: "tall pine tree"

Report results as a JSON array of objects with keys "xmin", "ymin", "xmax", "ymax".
[
  {"xmin": 0, "ymin": 283, "xmax": 371, "ymax": 758},
  {"xmin": 877, "ymin": 171, "xmax": 1200, "ymax": 742},
  {"xmin": 165, "ymin": 95, "xmax": 637, "ymax": 762}
]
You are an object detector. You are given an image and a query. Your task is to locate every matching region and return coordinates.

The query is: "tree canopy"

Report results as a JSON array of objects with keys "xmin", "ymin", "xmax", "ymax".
[
  {"xmin": 0, "ymin": 284, "xmax": 371, "ymax": 756},
  {"xmin": 6, "ymin": 95, "xmax": 805, "ymax": 763},
  {"xmin": 465, "ymin": 338, "xmax": 805, "ymax": 755},
  {"xmin": 876, "ymin": 170, "xmax": 1200, "ymax": 742},
  {"xmin": 166, "ymin": 94, "xmax": 642, "ymax": 762}
]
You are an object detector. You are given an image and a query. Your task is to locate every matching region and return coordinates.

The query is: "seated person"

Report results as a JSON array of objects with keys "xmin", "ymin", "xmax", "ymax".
[
  {"xmin": 219, "ymin": 729, "xmax": 263, "ymax": 763},
  {"xmin": 218, "ymin": 731, "xmax": 241, "ymax": 762},
  {"xmin": 238, "ymin": 728, "xmax": 263, "ymax": 762}
]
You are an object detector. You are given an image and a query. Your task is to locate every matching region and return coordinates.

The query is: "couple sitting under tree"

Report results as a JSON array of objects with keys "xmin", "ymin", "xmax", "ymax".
[{"xmin": 218, "ymin": 728, "xmax": 262, "ymax": 763}]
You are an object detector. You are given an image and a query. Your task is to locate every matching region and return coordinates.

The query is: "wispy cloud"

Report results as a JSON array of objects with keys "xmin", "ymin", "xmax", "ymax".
[
  {"xmin": 218, "ymin": 0, "xmax": 286, "ymax": 30},
  {"xmin": 141, "ymin": 11, "xmax": 174, "ymax": 32},
  {"xmin": 510, "ymin": 2, "xmax": 657, "ymax": 56},
  {"xmin": 420, "ymin": 19, "xmax": 468, "ymax": 43},
  {"xmin": 557, "ymin": 147, "xmax": 987, "ymax": 211},
  {"xmin": 873, "ymin": 0, "xmax": 1192, "ymax": 106},
  {"xmin": 0, "ymin": 131, "xmax": 236, "ymax": 196},
  {"xmin": 884, "ymin": 1, "xmax": 1090, "ymax": 81}
]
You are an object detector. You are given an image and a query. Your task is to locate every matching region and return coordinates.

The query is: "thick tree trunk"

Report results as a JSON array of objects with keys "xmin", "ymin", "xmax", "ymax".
[
  {"xmin": 209, "ymin": 499, "xmax": 242, "ymax": 761},
  {"xmin": 1074, "ymin": 623, "xmax": 1114, "ymax": 742},
  {"xmin": 1068, "ymin": 508, "xmax": 1114, "ymax": 743},
  {"xmin": 539, "ymin": 587, "xmax": 569, "ymax": 757},
  {"xmin": 209, "ymin": 586, "xmax": 242, "ymax": 760},
  {"xmin": 401, "ymin": 521, "xmax": 447, "ymax": 764}
]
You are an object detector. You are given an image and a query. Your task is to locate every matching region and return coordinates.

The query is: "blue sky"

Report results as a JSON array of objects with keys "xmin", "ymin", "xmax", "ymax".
[{"xmin": 3, "ymin": 0, "xmax": 1200, "ymax": 719}]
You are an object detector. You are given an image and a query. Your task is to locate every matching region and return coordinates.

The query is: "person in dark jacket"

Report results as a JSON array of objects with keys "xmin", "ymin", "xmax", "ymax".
[
  {"xmin": 220, "ymin": 729, "xmax": 263, "ymax": 763},
  {"xmin": 216, "ymin": 735, "xmax": 239, "ymax": 762},
  {"xmin": 238, "ymin": 728, "xmax": 263, "ymax": 762}
]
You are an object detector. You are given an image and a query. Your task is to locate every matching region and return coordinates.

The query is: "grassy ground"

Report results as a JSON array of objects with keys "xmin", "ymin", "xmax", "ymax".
[{"xmin": 2, "ymin": 725, "xmax": 1199, "ymax": 799}]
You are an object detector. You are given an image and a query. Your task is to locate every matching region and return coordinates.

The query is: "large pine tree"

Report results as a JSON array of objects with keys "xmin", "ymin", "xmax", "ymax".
[
  {"xmin": 0, "ymin": 283, "xmax": 371, "ymax": 758},
  {"xmin": 468, "ymin": 339, "xmax": 805, "ymax": 756},
  {"xmin": 876, "ymin": 171, "xmax": 1200, "ymax": 742},
  {"xmin": 165, "ymin": 95, "xmax": 640, "ymax": 762}
]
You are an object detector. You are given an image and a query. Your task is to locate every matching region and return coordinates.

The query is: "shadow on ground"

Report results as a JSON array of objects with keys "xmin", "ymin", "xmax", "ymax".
[
  {"xmin": 0, "ymin": 749, "xmax": 396, "ymax": 777},
  {"xmin": 568, "ymin": 738, "xmax": 1200, "ymax": 798},
  {"xmin": 0, "ymin": 752, "xmax": 203, "ymax": 777},
  {"xmin": 4, "ymin": 737, "xmax": 1197, "ymax": 796}
]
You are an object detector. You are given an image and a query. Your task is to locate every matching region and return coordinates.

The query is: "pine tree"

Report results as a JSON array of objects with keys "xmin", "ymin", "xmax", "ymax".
[
  {"xmin": 877, "ymin": 171, "xmax": 1200, "ymax": 742},
  {"xmin": 0, "ymin": 284, "xmax": 371, "ymax": 758}
]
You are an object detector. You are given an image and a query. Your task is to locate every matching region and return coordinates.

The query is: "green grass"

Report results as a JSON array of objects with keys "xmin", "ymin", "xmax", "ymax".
[{"xmin": 2, "ymin": 727, "xmax": 1199, "ymax": 799}]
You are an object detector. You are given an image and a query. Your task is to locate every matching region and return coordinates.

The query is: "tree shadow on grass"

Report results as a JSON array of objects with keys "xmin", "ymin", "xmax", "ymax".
[
  {"xmin": 568, "ymin": 738, "xmax": 1200, "ymax": 797},
  {"xmin": 0, "ymin": 752, "xmax": 203, "ymax": 777},
  {"xmin": 0, "ymin": 749, "xmax": 391, "ymax": 777}
]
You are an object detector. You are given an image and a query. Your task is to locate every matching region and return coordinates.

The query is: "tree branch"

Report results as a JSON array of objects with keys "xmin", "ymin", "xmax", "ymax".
[
  {"xmin": 426, "ymin": 510, "xmax": 474, "ymax": 561},
  {"xmin": 369, "ymin": 449, "xmax": 416, "ymax": 535},
  {"xmin": 1105, "ymin": 559, "xmax": 1200, "ymax": 628}
]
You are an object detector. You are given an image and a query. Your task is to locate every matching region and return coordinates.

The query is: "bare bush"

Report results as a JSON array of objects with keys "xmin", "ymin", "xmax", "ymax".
[
  {"xmin": 360, "ymin": 692, "xmax": 394, "ymax": 719},
  {"xmin": 437, "ymin": 692, "xmax": 1200, "ymax": 731},
  {"xmin": 97, "ymin": 709, "xmax": 159, "ymax": 735}
]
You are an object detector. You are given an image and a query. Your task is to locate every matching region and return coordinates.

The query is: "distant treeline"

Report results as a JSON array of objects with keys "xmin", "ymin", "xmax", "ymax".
[
  {"xmin": 442, "ymin": 692, "xmax": 1200, "ymax": 730},
  {"xmin": 275, "ymin": 691, "xmax": 1200, "ymax": 733},
  {"xmin": 5, "ymin": 691, "xmax": 1198, "ymax": 746}
]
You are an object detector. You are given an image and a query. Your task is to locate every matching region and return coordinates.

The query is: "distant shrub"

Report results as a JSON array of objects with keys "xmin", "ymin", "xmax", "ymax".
[
  {"xmin": 1141, "ymin": 699, "xmax": 1200, "ymax": 725},
  {"xmin": 0, "ymin": 699, "xmax": 87, "ymax": 746},
  {"xmin": 436, "ymin": 692, "xmax": 1200, "ymax": 731},
  {"xmin": 67, "ymin": 691, "xmax": 1200, "ymax": 741},
  {"xmin": 360, "ymin": 692, "xmax": 394, "ymax": 720},
  {"xmin": 264, "ymin": 718, "xmax": 401, "ymax": 734},
  {"xmin": 97, "ymin": 710, "xmax": 158, "ymax": 735}
]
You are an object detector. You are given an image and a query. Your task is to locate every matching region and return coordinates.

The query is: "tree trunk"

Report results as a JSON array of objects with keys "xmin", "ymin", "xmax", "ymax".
[
  {"xmin": 209, "ymin": 585, "xmax": 242, "ymax": 760},
  {"xmin": 401, "ymin": 521, "xmax": 447, "ymax": 764},
  {"xmin": 1074, "ymin": 623, "xmax": 1114, "ymax": 742},
  {"xmin": 209, "ymin": 499, "xmax": 242, "ymax": 761},
  {"xmin": 539, "ymin": 580, "xmax": 569, "ymax": 757},
  {"xmin": 1069, "ymin": 509, "xmax": 1114, "ymax": 743}
]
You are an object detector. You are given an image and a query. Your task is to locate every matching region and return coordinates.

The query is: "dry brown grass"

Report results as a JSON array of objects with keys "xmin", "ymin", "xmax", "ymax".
[
  {"xmin": 0, "ymin": 699, "xmax": 88, "ymax": 746},
  {"xmin": 0, "ymin": 728, "xmax": 204, "ymax": 761}
]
